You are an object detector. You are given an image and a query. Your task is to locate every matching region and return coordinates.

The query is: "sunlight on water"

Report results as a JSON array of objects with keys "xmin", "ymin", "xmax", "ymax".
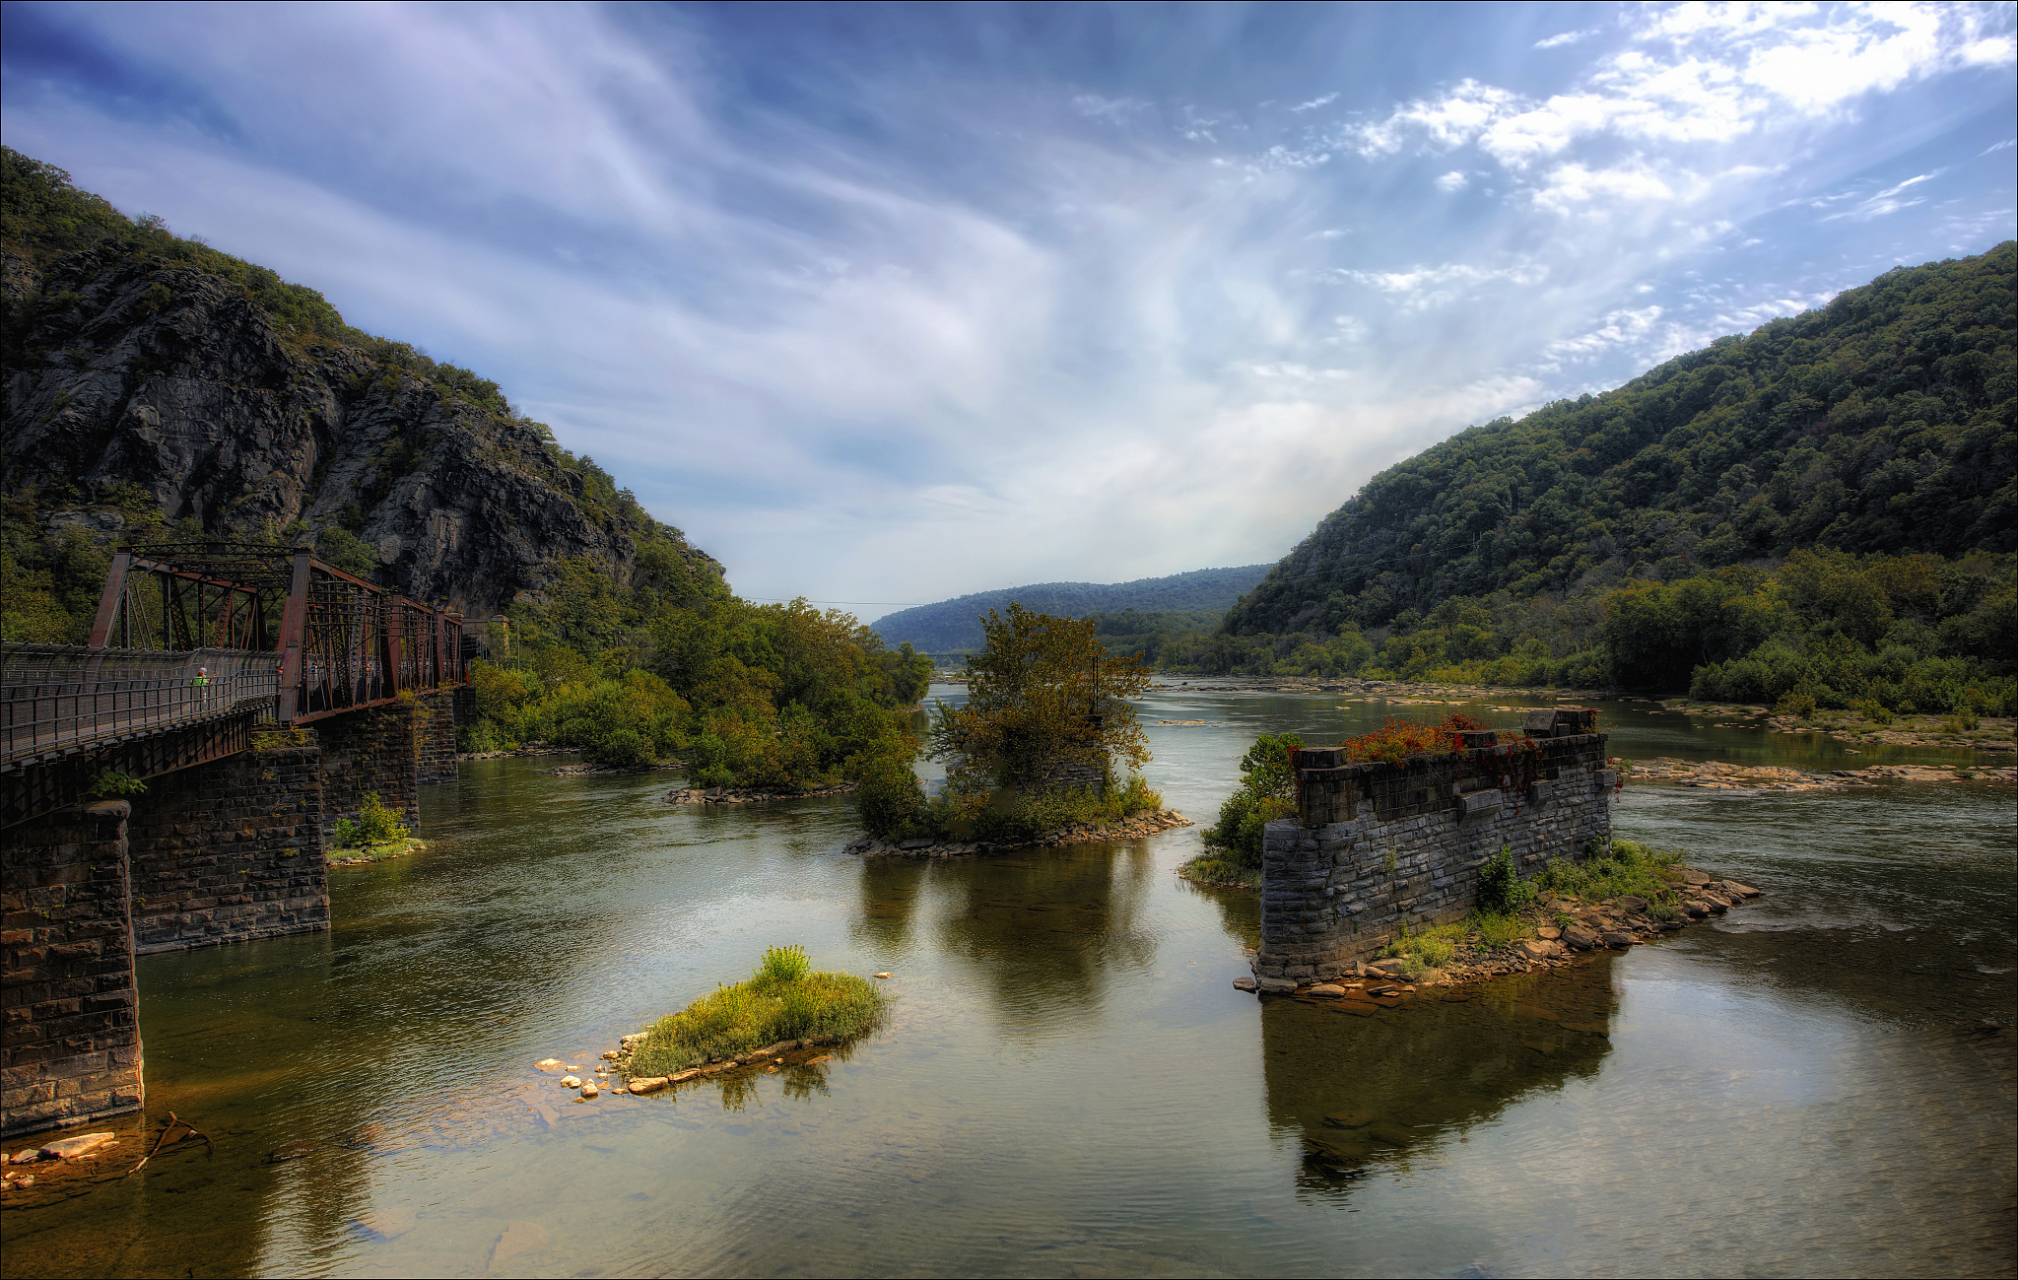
[{"xmin": 3, "ymin": 689, "xmax": 2011, "ymax": 1278}]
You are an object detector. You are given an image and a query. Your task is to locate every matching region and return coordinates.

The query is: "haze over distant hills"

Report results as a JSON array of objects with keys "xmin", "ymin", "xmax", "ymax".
[{"xmin": 871, "ymin": 565, "xmax": 1271, "ymax": 654}]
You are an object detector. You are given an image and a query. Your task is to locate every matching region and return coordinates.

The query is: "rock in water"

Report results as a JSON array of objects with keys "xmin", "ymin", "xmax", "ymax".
[
  {"xmin": 489, "ymin": 1221, "xmax": 551, "ymax": 1271},
  {"xmin": 39, "ymin": 1133, "xmax": 115, "ymax": 1160}
]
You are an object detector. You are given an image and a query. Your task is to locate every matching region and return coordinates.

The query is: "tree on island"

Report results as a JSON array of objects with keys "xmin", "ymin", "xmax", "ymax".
[
  {"xmin": 929, "ymin": 603, "xmax": 1151, "ymax": 793},
  {"xmin": 856, "ymin": 604, "xmax": 1161, "ymax": 843}
]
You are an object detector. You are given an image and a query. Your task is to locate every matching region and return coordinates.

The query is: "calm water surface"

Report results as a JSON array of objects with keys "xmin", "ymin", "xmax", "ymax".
[{"xmin": 6, "ymin": 689, "xmax": 2014, "ymax": 1278}]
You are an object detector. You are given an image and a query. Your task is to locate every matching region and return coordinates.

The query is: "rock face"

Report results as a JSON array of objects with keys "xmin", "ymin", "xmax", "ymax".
[{"xmin": 2, "ymin": 248, "xmax": 720, "ymax": 618}]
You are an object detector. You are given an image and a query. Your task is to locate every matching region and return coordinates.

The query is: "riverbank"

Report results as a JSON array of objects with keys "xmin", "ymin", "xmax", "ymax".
[
  {"xmin": 844, "ymin": 807, "xmax": 1192, "ymax": 858},
  {"xmin": 1239, "ymin": 865, "xmax": 1761, "ymax": 997},
  {"xmin": 664, "ymin": 782, "xmax": 857, "ymax": 804}
]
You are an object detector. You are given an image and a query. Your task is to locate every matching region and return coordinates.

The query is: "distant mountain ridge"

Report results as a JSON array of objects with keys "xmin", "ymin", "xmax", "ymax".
[
  {"xmin": 1225, "ymin": 242, "xmax": 2015, "ymax": 637},
  {"xmin": 873, "ymin": 565, "xmax": 1272, "ymax": 653}
]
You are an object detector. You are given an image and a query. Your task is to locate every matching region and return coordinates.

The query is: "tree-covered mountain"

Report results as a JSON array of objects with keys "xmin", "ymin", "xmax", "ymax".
[
  {"xmin": 871, "ymin": 564, "xmax": 1271, "ymax": 654},
  {"xmin": 1, "ymin": 145, "xmax": 720, "ymax": 622},
  {"xmin": 1226, "ymin": 243, "xmax": 2015, "ymax": 637}
]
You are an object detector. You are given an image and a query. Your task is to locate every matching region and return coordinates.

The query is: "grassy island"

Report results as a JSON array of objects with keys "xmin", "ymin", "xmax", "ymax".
[{"xmin": 626, "ymin": 947, "xmax": 886, "ymax": 1077}]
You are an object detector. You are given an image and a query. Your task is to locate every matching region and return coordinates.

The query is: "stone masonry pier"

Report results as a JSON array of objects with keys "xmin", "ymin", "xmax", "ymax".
[
  {"xmin": 1254, "ymin": 709, "xmax": 1614, "ymax": 984},
  {"xmin": 3, "ymin": 696, "xmax": 459, "ymax": 1138}
]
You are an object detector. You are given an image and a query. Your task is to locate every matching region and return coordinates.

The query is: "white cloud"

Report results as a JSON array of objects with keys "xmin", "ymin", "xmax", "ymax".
[
  {"xmin": 1434, "ymin": 170, "xmax": 1469, "ymax": 192},
  {"xmin": 1290, "ymin": 92, "xmax": 1339, "ymax": 112},
  {"xmin": 1821, "ymin": 170, "xmax": 1943, "ymax": 221},
  {"xmin": 1331, "ymin": 260, "xmax": 1549, "ymax": 310},
  {"xmin": 1541, "ymin": 306, "xmax": 1666, "ymax": 364},
  {"xmin": 1535, "ymin": 29, "xmax": 1598, "ymax": 49},
  {"xmin": 1980, "ymin": 138, "xmax": 2016, "ymax": 154}
]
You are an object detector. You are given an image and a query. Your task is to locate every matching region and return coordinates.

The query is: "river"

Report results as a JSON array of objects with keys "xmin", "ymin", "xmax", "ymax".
[{"xmin": 4, "ymin": 688, "xmax": 2013, "ymax": 1278}]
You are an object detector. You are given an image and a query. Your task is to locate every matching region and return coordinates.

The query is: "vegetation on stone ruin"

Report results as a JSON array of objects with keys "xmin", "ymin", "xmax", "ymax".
[
  {"xmin": 857, "ymin": 604, "xmax": 1162, "ymax": 842},
  {"xmin": 626, "ymin": 946, "xmax": 886, "ymax": 1077},
  {"xmin": 1185, "ymin": 714, "xmax": 1512, "ymax": 887},
  {"xmin": 331, "ymin": 792, "xmax": 409, "ymax": 850},
  {"xmin": 1340, "ymin": 711, "xmax": 1497, "ymax": 766},
  {"xmin": 1372, "ymin": 839, "xmax": 1687, "ymax": 978}
]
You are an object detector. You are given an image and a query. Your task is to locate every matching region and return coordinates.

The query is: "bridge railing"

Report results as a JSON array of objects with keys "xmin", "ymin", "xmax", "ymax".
[{"xmin": 0, "ymin": 644, "xmax": 278, "ymax": 767}]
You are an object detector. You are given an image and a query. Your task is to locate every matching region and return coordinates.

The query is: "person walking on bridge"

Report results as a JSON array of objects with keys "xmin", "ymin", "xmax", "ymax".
[{"xmin": 192, "ymin": 665, "xmax": 210, "ymax": 710}]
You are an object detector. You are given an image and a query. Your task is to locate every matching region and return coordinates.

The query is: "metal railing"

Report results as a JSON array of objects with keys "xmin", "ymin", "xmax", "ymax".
[{"xmin": 0, "ymin": 644, "xmax": 278, "ymax": 767}]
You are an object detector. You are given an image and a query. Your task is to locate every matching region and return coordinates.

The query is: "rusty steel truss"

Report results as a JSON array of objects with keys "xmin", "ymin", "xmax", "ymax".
[
  {"xmin": 3, "ymin": 543, "xmax": 463, "ymax": 826},
  {"xmin": 89, "ymin": 542, "xmax": 463, "ymax": 724}
]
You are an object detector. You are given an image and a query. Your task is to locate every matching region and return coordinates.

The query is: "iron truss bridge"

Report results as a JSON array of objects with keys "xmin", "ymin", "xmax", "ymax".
[{"xmin": 2, "ymin": 542, "xmax": 464, "ymax": 826}]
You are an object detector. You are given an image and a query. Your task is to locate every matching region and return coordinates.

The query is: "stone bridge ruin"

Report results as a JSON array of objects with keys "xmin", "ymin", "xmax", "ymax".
[{"xmin": 1253, "ymin": 709, "xmax": 1615, "ymax": 987}]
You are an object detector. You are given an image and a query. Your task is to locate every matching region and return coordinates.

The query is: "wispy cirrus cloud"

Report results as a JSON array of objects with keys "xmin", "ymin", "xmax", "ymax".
[{"xmin": 1, "ymin": 1, "xmax": 2009, "ymax": 610}]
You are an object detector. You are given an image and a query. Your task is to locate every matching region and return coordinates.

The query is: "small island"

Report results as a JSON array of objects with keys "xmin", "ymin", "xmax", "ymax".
[
  {"xmin": 611, "ymin": 947, "xmax": 886, "ymax": 1095},
  {"xmin": 849, "ymin": 604, "xmax": 1187, "ymax": 855}
]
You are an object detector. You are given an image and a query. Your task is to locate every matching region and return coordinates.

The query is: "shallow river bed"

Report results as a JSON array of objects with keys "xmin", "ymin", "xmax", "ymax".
[{"xmin": 4, "ymin": 690, "xmax": 2013, "ymax": 1278}]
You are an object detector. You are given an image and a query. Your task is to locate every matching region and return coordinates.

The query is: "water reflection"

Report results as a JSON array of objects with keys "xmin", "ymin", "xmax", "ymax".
[
  {"xmin": 1261, "ymin": 959, "xmax": 1620, "ymax": 1197},
  {"xmin": 927, "ymin": 843, "xmax": 1160, "ymax": 1035}
]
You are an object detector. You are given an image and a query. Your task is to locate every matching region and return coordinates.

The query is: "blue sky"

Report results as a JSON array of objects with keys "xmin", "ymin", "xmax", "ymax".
[{"xmin": 3, "ymin": 2, "xmax": 2013, "ymax": 612}]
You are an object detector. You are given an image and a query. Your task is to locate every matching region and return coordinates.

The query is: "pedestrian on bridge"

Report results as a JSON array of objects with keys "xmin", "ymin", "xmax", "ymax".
[{"xmin": 192, "ymin": 665, "xmax": 210, "ymax": 709}]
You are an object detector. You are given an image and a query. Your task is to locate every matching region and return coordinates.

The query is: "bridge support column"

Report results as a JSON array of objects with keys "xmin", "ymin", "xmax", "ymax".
[
  {"xmin": 415, "ymin": 690, "xmax": 458, "ymax": 784},
  {"xmin": 1, "ymin": 801, "xmax": 143, "ymax": 1139},
  {"xmin": 317, "ymin": 703, "xmax": 420, "ymax": 832},
  {"xmin": 127, "ymin": 741, "xmax": 329, "ymax": 955}
]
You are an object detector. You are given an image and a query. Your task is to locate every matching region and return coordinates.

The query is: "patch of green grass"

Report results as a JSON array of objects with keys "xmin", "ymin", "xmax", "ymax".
[
  {"xmin": 1534, "ymin": 838, "xmax": 1683, "ymax": 905},
  {"xmin": 1381, "ymin": 922, "xmax": 1464, "ymax": 972},
  {"xmin": 1178, "ymin": 853, "xmax": 1259, "ymax": 889},
  {"xmin": 1647, "ymin": 902, "xmax": 1682, "ymax": 922},
  {"xmin": 1471, "ymin": 910, "xmax": 1528, "ymax": 949},
  {"xmin": 627, "ymin": 946, "xmax": 886, "ymax": 1077}
]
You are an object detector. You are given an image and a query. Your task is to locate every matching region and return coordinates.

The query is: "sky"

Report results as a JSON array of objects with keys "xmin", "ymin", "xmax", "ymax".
[{"xmin": 3, "ymin": 1, "xmax": 2014, "ymax": 615}]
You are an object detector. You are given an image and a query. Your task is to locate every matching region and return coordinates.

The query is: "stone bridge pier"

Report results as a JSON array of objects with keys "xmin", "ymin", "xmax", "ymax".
[{"xmin": 2, "ymin": 696, "xmax": 460, "ymax": 1138}]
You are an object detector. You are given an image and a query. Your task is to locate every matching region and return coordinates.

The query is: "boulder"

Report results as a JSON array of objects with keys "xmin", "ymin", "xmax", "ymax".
[
  {"xmin": 579, "ymin": 1082, "xmax": 598, "ymax": 1098},
  {"xmin": 1562, "ymin": 925, "xmax": 1600, "ymax": 950},
  {"xmin": 1231, "ymin": 976, "xmax": 1258, "ymax": 992},
  {"xmin": 560, "ymin": 1075, "xmax": 580, "ymax": 1088},
  {"xmin": 1600, "ymin": 930, "xmax": 1636, "ymax": 948},
  {"xmin": 1537, "ymin": 926, "xmax": 1562, "ymax": 940},
  {"xmin": 1307, "ymin": 984, "xmax": 1346, "ymax": 998},
  {"xmin": 1255, "ymin": 976, "xmax": 1298, "ymax": 993},
  {"xmin": 1725, "ymin": 880, "xmax": 1762, "ymax": 898},
  {"xmin": 627, "ymin": 1077, "xmax": 670, "ymax": 1094}
]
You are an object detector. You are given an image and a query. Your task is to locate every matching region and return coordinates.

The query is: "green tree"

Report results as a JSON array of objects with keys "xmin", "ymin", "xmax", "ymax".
[{"xmin": 928, "ymin": 604, "xmax": 1150, "ymax": 794}]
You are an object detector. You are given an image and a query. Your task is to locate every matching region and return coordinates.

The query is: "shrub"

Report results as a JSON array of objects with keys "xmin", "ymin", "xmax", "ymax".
[
  {"xmin": 335, "ymin": 791, "xmax": 410, "ymax": 849},
  {"xmin": 1850, "ymin": 698, "xmax": 1894, "ymax": 725},
  {"xmin": 84, "ymin": 768, "xmax": 147, "ymax": 799},
  {"xmin": 1774, "ymin": 688, "xmax": 1817, "ymax": 718},
  {"xmin": 1944, "ymin": 710, "xmax": 1981, "ymax": 732},
  {"xmin": 854, "ymin": 743, "xmax": 925, "ymax": 838},
  {"xmin": 1475, "ymin": 844, "xmax": 1533, "ymax": 914},
  {"xmin": 587, "ymin": 727, "xmax": 656, "ymax": 768},
  {"xmin": 758, "ymin": 944, "xmax": 811, "ymax": 985},
  {"xmin": 1648, "ymin": 903, "xmax": 1682, "ymax": 922}
]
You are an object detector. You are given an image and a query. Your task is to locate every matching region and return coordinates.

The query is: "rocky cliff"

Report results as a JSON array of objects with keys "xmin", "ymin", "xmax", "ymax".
[{"xmin": 2, "ymin": 157, "xmax": 718, "ymax": 619}]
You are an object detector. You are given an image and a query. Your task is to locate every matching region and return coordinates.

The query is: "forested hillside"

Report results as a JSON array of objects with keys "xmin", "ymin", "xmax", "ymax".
[
  {"xmin": 1, "ymin": 147, "xmax": 930, "ymax": 787},
  {"xmin": 1228, "ymin": 244, "xmax": 2014, "ymax": 636},
  {"xmin": 872, "ymin": 564, "xmax": 1269, "ymax": 653},
  {"xmin": 1163, "ymin": 245, "xmax": 2017, "ymax": 714}
]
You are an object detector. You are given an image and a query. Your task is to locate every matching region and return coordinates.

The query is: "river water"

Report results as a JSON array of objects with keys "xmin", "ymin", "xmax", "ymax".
[{"xmin": 5, "ymin": 689, "xmax": 2014, "ymax": 1278}]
